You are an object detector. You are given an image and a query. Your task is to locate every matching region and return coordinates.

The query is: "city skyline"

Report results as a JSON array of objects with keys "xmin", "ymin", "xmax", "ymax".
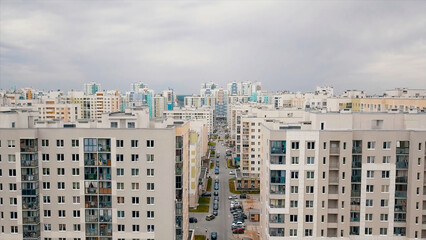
[{"xmin": 1, "ymin": 1, "xmax": 426, "ymax": 94}]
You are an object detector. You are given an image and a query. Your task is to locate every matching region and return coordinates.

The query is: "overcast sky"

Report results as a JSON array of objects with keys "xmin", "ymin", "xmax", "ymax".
[{"xmin": 1, "ymin": 1, "xmax": 425, "ymax": 95}]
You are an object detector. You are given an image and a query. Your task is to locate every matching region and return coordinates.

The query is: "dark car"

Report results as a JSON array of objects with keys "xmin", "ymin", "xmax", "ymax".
[
  {"xmin": 214, "ymin": 196, "xmax": 219, "ymax": 201},
  {"xmin": 206, "ymin": 214, "xmax": 215, "ymax": 221},
  {"xmin": 213, "ymin": 203, "xmax": 219, "ymax": 210},
  {"xmin": 214, "ymin": 191, "xmax": 219, "ymax": 196},
  {"xmin": 240, "ymin": 194, "xmax": 247, "ymax": 199},
  {"xmin": 213, "ymin": 210, "xmax": 218, "ymax": 216},
  {"xmin": 211, "ymin": 232, "xmax": 218, "ymax": 240},
  {"xmin": 201, "ymin": 192, "xmax": 211, "ymax": 197},
  {"xmin": 189, "ymin": 217, "xmax": 197, "ymax": 223}
]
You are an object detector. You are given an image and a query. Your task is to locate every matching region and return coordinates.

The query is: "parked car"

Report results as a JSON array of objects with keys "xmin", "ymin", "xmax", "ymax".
[
  {"xmin": 213, "ymin": 203, "xmax": 218, "ymax": 210},
  {"xmin": 214, "ymin": 191, "xmax": 219, "ymax": 196},
  {"xmin": 206, "ymin": 214, "xmax": 215, "ymax": 221},
  {"xmin": 214, "ymin": 196, "xmax": 219, "ymax": 201},
  {"xmin": 201, "ymin": 192, "xmax": 211, "ymax": 197},
  {"xmin": 240, "ymin": 194, "xmax": 247, "ymax": 199},
  {"xmin": 189, "ymin": 217, "xmax": 197, "ymax": 223},
  {"xmin": 213, "ymin": 210, "xmax": 218, "ymax": 216},
  {"xmin": 229, "ymin": 171, "xmax": 235, "ymax": 175},
  {"xmin": 214, "ymin": 179, "xmax": 219, "ymax": 184},
  {"xmin": 232, "ymin": 227, "xmax": 244, "ymax": 234},
  {"xmin": 214, "ymin": 183, "xmax": 219, "ymax": 190},
  {"xmin": 215, "ymin": 168, "xmax": 219, "ymax": 175},
  {"xmin": 211, "ymin": 232, "xmax": 218, "ymax": 240}
]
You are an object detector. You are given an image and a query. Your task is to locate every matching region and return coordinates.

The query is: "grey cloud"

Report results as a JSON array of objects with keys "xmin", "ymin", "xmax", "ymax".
[{"xmin": 1, "ymin": 1, "xmax": 425, "ymax": 94}]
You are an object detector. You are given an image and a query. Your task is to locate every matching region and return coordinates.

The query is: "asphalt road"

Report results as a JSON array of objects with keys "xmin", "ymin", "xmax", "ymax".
[{"xmin": 190, "ymin": 128, "xmax": 235, "ymax": 239}]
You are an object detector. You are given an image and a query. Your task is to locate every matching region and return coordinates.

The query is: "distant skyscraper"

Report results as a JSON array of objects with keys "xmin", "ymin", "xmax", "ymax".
[{"xmin": 84, "ymin": 82, "xmax": 101, "ymax": 95}]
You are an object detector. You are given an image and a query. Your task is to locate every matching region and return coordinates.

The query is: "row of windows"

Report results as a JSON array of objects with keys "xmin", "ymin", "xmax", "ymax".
[
  {"xmin": 269, "ymin": 227, "xmax": 392, "ymax": 237},
  {"xmin": 0, "ymin": 139, "xmax": 155, "ymax": 148},
  {"xmin": 284, "ymin": 140, "xmax": 424, "ymax": 150}
]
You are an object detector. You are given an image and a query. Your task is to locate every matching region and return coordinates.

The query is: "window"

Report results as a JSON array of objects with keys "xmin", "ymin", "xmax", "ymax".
[
  {"xmin": 44, "ymin": 210, "xmax": 51, "ymax": 217},
  {"xmin": 57, "ymin": 168, "xmax": 65, "ymax": 176},
  {"xmin": 72, "ymin": 139, "xmax": 79, "ymax": 147},
  {"xmin": 291, "ymin": 141, "xmax": 299, "ymax": 149},
  {"xmin": 9, "ymin": 197, "xmax": 17, "ymax": 205},
  {"xmin": 147, "ymin": 183, "xmax": 154, "ymax": 191},
  {"xmin": 132, "ymin": 183, "xmax": 139, "ymax": 190},
  {"xmin": 43, "ymin": 182, "xmax": 50, "ymax": 190},
  {"xmin": 366, "ymin": 185, "xmax": 374, "ymax": 193},
  {"xmin": 323, "ymin": 142, "xmax": 326, "ymax": 149},
  {"xmin": 366, "ymin": 170, "xmax": 374, "ymax": 178},
  {"xmin": 132, "ymin": 224, "xmax": 139, "ymax": 232},
  {"xmin": 366, "ymin": 156, "xmax": 375, "ymax": 163},
  {"xmin": 73, "ymin": 210, "xmax": 80, "ymax": 218},
  {"xmin": 307, "ymin": 141, "xmax": 315, "ymax": 149},
  {"xmin": 290, "ymin": 200, "xmax": 298, "ymax": 208},
  {"xmin": 131, "ymin": 154, "xmax": 139, "ymax": 162},
  {"xmin": 367, "ymin": 141, "xmax": 375, "ymax": 149},
  {"xmin": 306, "ymin": 171, "xmax": 314, "ymax": 179},
  {"xmin": 72, "ymin": 154, "xmax": 79, "ymax": 161},
  {"xmin": 73, "ymin": 224, "xmax": 81, "ymax": 232},
  {"xmin": 9, "ymin": 169, "xmax": 16, "ymax": 177},
  {"xmin": 10, "ymin": 212, "xmax": 17, "ymax": 219},
  {"xmin": 291, "ymin": 171, "xmax": 299, "ymax": 179},
  {"xmin": 44, "ymin": 224, "xmax": 51, "ymax": 231},
  {"xmin": 306, "ymin": 186, "xmax": 314, "ymax": 194},
  {"xmin": 380, "ymin": 214, "xmax": 388, "ymax": 221},
  {"xmin": 306, "ymin": 157, "xmax": 314, "ymax": 164},
  {"xmin": 147, "ymin": 211, "xmax": 154, "ymax": 219},
  {"xmin": 306, "ymin": 200, "xmax": 313, "ymax": 208},
  {"xmin": 147, "ymin": 140, "xmax": 154, "ymax": 148},
  {"xmin": 365, "ymin": 227, "xmax": 372, "ymax": 235},
  {"xmin": 42, "ymin": 139, "xmax": 49, "ymax": 147},
  {"xmin": 117, "ymin": 210, "xmax": 125, "ymax": 218},
  {"xmin": 290, "ymin": 186, "xmax": 298, "ymax": 193},
  {"xmin": 117, "ymin": 140, "xmax": 124, "ymax": 147},
  {"xmin": 380, "ymin": 199, "xmax": 388, "ymax": 207},
  {"xmin": 366, "ymin": 199, "xmax": 373, "ymax": 207},
  {"xmin": 381, "ymin": 185, "xmax": 389, "ymax": 193},
  {"xmin": 147, "ymin": 225, "xmax": 154, "ymax": 232},
  {"xmin": 380, "ymin": 228, "xmax": 387, "ymax": 235},
  {"xmin": 117, "ymin": 168, "xmax": 124, "ymax": 176},
  {"xmin": 116, "ymin": 154, "xmax": 124, "ymax": 162},
  {"xmin": 111, "ymin": 122, "xmax": 118, "ymax": 128},
  {"xmin": 117, "ymin": 197, "xmax": 125, "ymax": 204},
  {"xmin": 43, "ymin": 196, "xmax": 51, "ymax": 203},
  {"xmin": 57, "ymin": 154, "xmax": 64, "ymax": 161},
  {"xmin": 381, "ymin": 171, "xmax": 389, "ymax": 178},
  {"xmin": 42, "ymin": 154, "xmax": 50, "ymax": 161},
  {"xmin": 132, "ymin": 197, "xmax": 139, "ymax": 204},
  {"xmin": 118, "ymin": 224, "xmax": 125, "ymax": 232},
  {"xmin": 132, "ymin": 211, "xmax": 140, "ymax": 218},
  {"xmin": 8, "ymin": 140, "xmax": 15, "ymax": 148},
  {"xmin": 291, "ymin": 157, "xmax": 299, "ymax": 164},
  {"xmin": 147, "ymin": 169, "xmax": 154, "ymax": 176},
  {"xmin": 147, "ymin": 154, "xmax": 154, "ymax": 162},
  {"xmin": 383, "ymin": 156, "xmax": 390, "ymax": 163},
  {"xmin": 365, "ymin": 213, "xmax": 373, "ymax": 221},
  {"xmin": 58, "ymin": 196, "xmax": 65, "ymax": 203},
  {"xmin": 117, "ymin": 182, "xmax": 124, "ymax": 190},
  {"xmin": 289, "ymin": 215, "xmax": 298, "ymax": 222},
  {"xmin": 57, "ymin": 139, "xmax": 64, "ymax": 147},
  {"xmin": 290, "ymin": 229, "xmax": 297, "ymax": 236},
  {"xmin": 72, "ymin": 168, "xmax": 80, "ymax": 176},
  {"xmin": 58, "ymin": 182, "xmax": 65, "ymax": 190},
  {"xmin": 131, "ymin": 168, "xmax": 139, "ymax": 176},
  {"xmin": 128, "ymin": 122, "xmax": 135, "ymax": 128},
  {"xmin": 59, "ymin": 224, "xmax": 66, "ymax": 231},
  {"xmin": 383, "ymin": 141, "xmax": 391, "ymax": 149},
  {"xmin": 8, "ymin": 154, "xmax": 16, "ymax": 162},
  {"xmin": 11, "ymin": 226, "xmax": 18, "ymax": 233},
  {"xmin": 131, "ymin": 140, "xmax": 138, "ymax": 148},
  {"xmin": 58, "ymin": 210, "xmax": 66, "ymax": 217},
  {"xmin": 72, "ymin": 196, "xmax": 80, "ymax": 204},
  {"xmin": 147, "ymin": 197, "xmax": 154, "ymax": 205},
  {"xmin": 305, "ymin": 215, "xmax": 313, "ymax": 222}
]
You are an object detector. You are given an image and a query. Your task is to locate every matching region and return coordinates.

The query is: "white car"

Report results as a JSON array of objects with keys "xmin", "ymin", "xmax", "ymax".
[{"xmin": 229, "ymin": 171, "xmax": 235, "ymax": 175}]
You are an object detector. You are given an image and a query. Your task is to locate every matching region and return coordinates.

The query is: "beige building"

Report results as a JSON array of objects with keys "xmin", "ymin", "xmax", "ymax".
[
  {"xmin": 0, "ymin": 108, "xmax": 193, "ymax": 240},
  {"xmin": 260, "ymin": 112, "xmax": 426, "ymax": 239}
]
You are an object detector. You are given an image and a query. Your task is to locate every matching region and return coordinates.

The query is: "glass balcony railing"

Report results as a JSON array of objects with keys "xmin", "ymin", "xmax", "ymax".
[
  {"xmin": 396, "ymin": 176, "xmax": 408, "ymax": 183},
  {"xmin": 396, "ymin": 161, "xmax": 408, "ymax": 169},
  {"xmin": 395, "ymin": 191, "xmax": 407, "ymax": 198},
  {"xmin": 351, "ymin": 176, "xmax": 361, "ymax": 182},
  {"xmin": 352, "ymin": 161, "xmax": 362, "ymax": 168},
  {"xmin": 352, "ymin": 146, "xmax": 362, "ymax": 154},
  {"xmin": 396, "ymin": 147, "xmax": 409, "ymax": 154}
]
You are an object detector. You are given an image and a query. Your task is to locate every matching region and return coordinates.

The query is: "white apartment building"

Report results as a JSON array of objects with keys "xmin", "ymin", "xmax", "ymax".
[
  {"xmin": 0, "ymin": 108, "xmax": 191, "ymax": 240},
  {"xmin": 260, "ymin": 112, "xmax": 426, "ymax": 239},
  {"xmin": 164, "ymin": 107, "xmax": 214, "ymax": 134}
]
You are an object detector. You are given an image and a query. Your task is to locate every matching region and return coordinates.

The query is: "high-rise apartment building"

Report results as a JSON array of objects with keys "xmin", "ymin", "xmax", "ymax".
[
  {"xmin": 0, "ymin": 109, "xmax": 192, "ymax": 240},
  {"xmin": 260, "ymin": 112, "xmax": 426, "ymax": 239}
]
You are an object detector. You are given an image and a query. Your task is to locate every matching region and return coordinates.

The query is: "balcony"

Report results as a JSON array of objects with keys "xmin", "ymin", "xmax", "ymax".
[
  {"xmin": 269, "ymin": 214, "xmax": 285, "ymax": 223},
  {"xmin": 351, "ymin": 190, "xmax": 361, "ymax": 197},
  {"xmin": 21, "ymin": 159, "xmax": 38, "ymax": 168},
  {"xmin": 395, "ymin": 191, "xmax": 407, "ymax": 198},
  {"xmin": 270, "ymin": 185, "xmax": 285, "ymax": 195},
  {"xmin": 22, "ymin": 189, "xmax": 39, "ymax": 196},
  {"xmin": 396, "ymin": 147, "xmax": 409, "ymax": 154},
  {"xmin": 22, "ymin": 175, "xmax": 39, "ymax": 181},
  {"xmin": 351, "ymin": 176, "xmax": 361, "ymax": 183},
  {"xmin": 352, "ymin": 146, "xmax": 362, "ymax": 154},
  {"xmin": 270, "ymin": 156, "xmax": 285, "ymax": 165},
  {"xmin": 396, "ymin": 161, "xmax": 408, "ymax": 169},
  {"xmin": 270, "ymin": 141, "xmax": 286, "ymax": 155},
  {"xmin": 396, "ymin": 176, "xmax": 408, "ymax": 184},
  {"xmin": 23, "ymin": 231, "xmax": 40, "ymax": 239},
  {"xmin": 351, "ymin": 161, "xmax": 361, "ymax": 168},
  {"xmin": 330, "ymin": 144, "xmax": 340, "ymax": 155},
  {"xmin": 20, "ymin": 139, "xmax": 38, "ymax": 153},
  {"xmin": 23, "ymin": 216, "xmax": 40, "ymax": 224}
]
